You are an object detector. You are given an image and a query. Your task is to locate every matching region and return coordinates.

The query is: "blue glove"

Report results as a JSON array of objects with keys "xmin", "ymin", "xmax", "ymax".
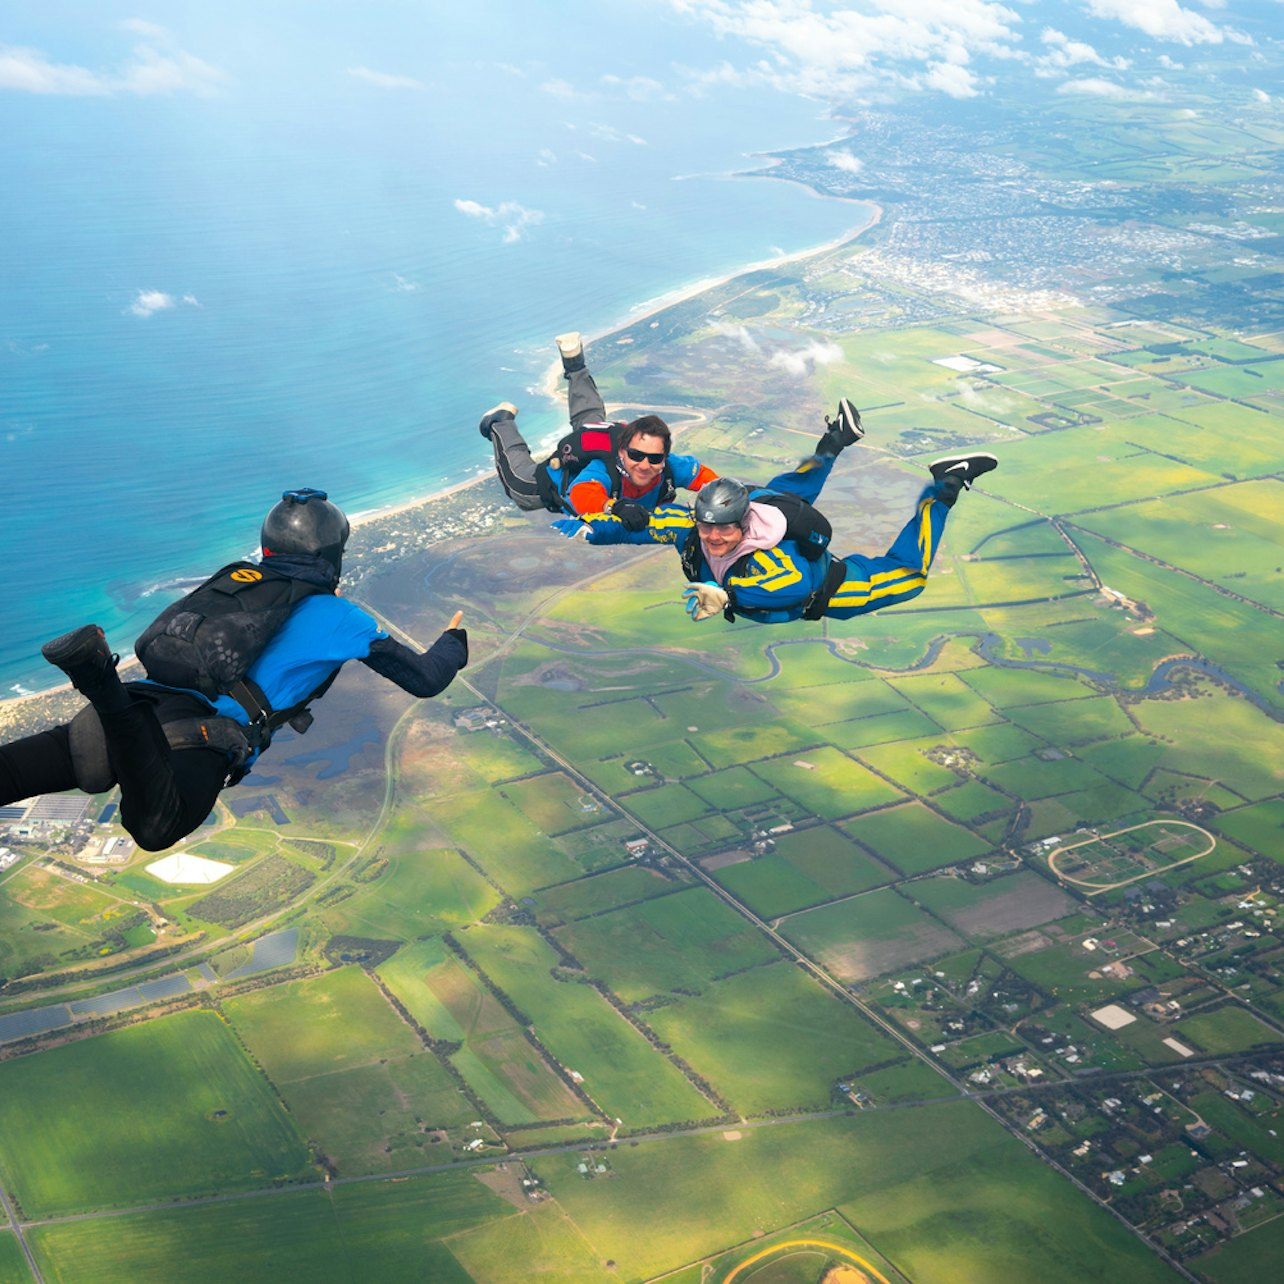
[
  {"xmin": 551, "ymin": 518, "xmax": 591, "ymax": 541},
  {"xmin": 683, "ymin": 582, "xmax": 729, "ymax": 621}
]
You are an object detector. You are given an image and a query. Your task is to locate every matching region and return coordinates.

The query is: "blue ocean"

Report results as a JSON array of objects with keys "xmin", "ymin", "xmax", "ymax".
[{"xmin": 0, "ymin": 4, "xmax": 864, "ymax": 695}]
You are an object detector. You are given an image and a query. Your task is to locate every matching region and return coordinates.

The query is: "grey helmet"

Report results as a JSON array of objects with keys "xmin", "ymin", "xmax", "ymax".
[
  {"xmin": 694, "ymin": 477, "xmax": 750, "ymax": 527},
  {"xmin": 261, "ymin": 488, "xmax": 350, "ymax": 575}
]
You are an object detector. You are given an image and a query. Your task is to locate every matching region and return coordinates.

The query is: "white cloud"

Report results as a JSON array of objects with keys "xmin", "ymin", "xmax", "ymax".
[
  {"xmin": 128, "ymin": 290, "xmax": 175, "ymax": 318},
  {"xmin": 1056, "ymin": 76, "xmax": 1156, "ymax": 99},
  {"xmin": 453, "ymin": 198, "xmax": 545, "ymax": 244},
  {"xmin": 1083, "ymin": 0, "xmax": 1251, "ymax": 47},
  {"xmin": 588, "ymin": 123, "xmax": 648, "ymax": 145},
  {"xmin": 120, "ymin": 19, "xmax": 167, "ymax": 39},
  {"xmin": 1036, "ymin": 27, "xmax": 1131, "ymax": 75},
  {"xmin": 825, "ymin": 148, "xmax": 864, "ymax": 174},
  {"xmin": 347, "ymin": 66, "xmax": 424, "ymax": 90},
  {"xmin": 0, "ymin": 26, "xmax": 224, "ymax": 96},
  {"xmin": 391, "ymin": 275, "xmax": 418, "ymax": 293},
  {"xmin": 601, "ymin": 73, "xmax": 671, "ymax": 101},
  {"xmin": 1252, "ymin": 87, "xmax": 1270, "ymax": 103},
  {"xmin": 923, "ymin": 60, "xmax": 981, "ymax": 98},
  {"xmin": 667, "ymin": 0, "xmax": 1023, "ymax": 100},
  {"xmin": 768, "ymin": 338, "xmax": 843, "ymax": 377},
  {"xmin": 712, "ymin": 320, "xmax": 762, "ymax": 352},
  {"xmin": 540, "ymin": 78, "xmax": 578, "ymax": 99},
  {"xmin": 536, "ymin": 147, "xmax": 558, "ymax": 167}
]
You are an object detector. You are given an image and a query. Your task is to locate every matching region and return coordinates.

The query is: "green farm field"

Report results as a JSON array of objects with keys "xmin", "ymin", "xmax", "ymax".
[
  {"xmin": 430, "ymin": 791, "xmax": 587, "ymax": 894},
  {"xmin": 320, "ymin": 836, "xmax": 500, "ymax": 940},
  {"xmin": 225, "ymin": 966, "xmax": 418, "ymax": 1082},
  {"xmin": 912, "ymin": 870, "xmax": 1077, "ymax": 939},
  {"xmin": 0, "ymin": 1233, "xmax": 29, "ymax": 1283},
  {"xmin": 780, "ymin": 888, "xmax": 964, "ymax": 984},
  {"xmin": 459, "ymin": 924, "xmax": 714, "ymax": 1127},
  {"xmin": 531, "ymin": 865, "xmax": 685, "ymax": 925},
  {"xmin": 0, "ymin": 1011, "xmax": 308, "ymax": 1215},
  {"xmin": 842, "ymin": 802, "xmax": 989, "ymax": 876},
  {"xmin": 378, "ymin": 941, "xmax": 586, "ymax": 1124},
  {"xmin": 757, "ymin": 746, "xmax": 906, "ymax": 819},
  {"xmin": 551, "ymin": 885, "xmax": 780, "ymax": 1002},
  {"xmin": 28, "ymin": 1172, "xmax": 510, "ymax": 1284},
  {"xmin": 646, "ymin": 961, "xmax": 901, "ymax": 1114}
]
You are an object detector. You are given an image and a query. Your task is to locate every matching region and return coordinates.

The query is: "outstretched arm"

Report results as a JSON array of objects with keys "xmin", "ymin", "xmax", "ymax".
[
  {"xmin": 553, "ymin": 503, "xmax": 695, "ymax": 546},
  {"xmin": 362, "ymin": 612, "xmax": 468, "ymax": 696}
]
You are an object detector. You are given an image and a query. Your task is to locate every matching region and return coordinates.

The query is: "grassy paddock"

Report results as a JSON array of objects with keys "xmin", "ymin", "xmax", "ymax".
[
  {"xmin": 646, "ymin": 962, "xmax": 901, "ymax": 1114},
  {"xmin": 321, "ymin": 836, "xmax": 499, "ymax": 940},
  {"xmin": 552, "ymin": 885, "xmax": 780, "ymax": 1001},
  {"xmin": 30, "ymin": 1171, "xmax": 510, "ymax": 1284},
  {"xmin": 780, "ymin": 889, "xmax": 963, "ymax": 984},
  {"xmin": 225, "ymin": 965, "xmax": 419, "ymax": 1082},
  {"xmin": 842, "ymin": 802, "xmax": 989, "ymax": 876},
  {"xmin": 0, "ymin": 1010, "xmax": 308, "ymax": 1216},
  {"xmin": 460, "ymin": 924, "xmax": 714, "ymax": 1127}
]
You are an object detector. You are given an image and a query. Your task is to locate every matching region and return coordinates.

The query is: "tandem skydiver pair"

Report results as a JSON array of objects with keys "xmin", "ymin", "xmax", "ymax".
[{"xmin": 484, "ymin": 331, "xmax": 999, "ymax": 627}]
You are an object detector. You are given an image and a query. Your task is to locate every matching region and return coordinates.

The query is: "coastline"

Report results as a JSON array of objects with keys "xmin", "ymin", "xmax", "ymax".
[{"xmin": 1, "ymin": 198, "xmax": 882, "ymax": 715}]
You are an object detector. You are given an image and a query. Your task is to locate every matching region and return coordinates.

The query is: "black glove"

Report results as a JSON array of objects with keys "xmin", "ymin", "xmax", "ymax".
[
  {"xmin": 611, "ymin": 500, "xmax": 649, "ymax": 532},
  {"xmin": 446, "ymin": 627, "xmax": 469, "ymax": 666}
]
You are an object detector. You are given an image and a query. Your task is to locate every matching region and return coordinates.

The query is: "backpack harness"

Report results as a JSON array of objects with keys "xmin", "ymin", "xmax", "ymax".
[
  {"xmin": 133, "ymin": 560, "xmax": 337, "ymax": 776},
  {"xmin": 535, "ymin": 421, "xmax": 677, "ymax": 513},
  {"xmin": 679, "ymin": 490, "xmax": 846, "ymax": 622}
]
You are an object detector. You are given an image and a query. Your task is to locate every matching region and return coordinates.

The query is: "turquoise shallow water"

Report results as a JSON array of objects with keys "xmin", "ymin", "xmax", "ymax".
[{"xmin": 0, "ymin": 16, "xmax": 863, "ymax": 695}]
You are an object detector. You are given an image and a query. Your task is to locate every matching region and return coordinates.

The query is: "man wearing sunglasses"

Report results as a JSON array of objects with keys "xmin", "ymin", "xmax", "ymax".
[
  {"xmin": 480, "ymin": 332, "xmax": 718, "ymax": 527},
  {"xmin": 0, "ymin": 489, "xmax": 468, "ymax": 853}
]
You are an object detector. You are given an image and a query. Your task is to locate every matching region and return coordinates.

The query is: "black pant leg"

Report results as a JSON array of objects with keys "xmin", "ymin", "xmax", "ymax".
[
  {"xmin": 101, "ymin": 700, "xmax": 225, "ymax": 851},
  {"xmin": 0, "ymin": 725, "xmax": 78, "ymax": 805}
]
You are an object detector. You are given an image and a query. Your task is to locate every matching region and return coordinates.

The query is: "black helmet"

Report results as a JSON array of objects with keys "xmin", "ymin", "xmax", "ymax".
[
  {"xmin": 694, "ymin": 477, "xmax": 750, "ymax": 527},
  {"xmin": 261, "ymin": 488, "xmax": 350, "ymax": 574}
]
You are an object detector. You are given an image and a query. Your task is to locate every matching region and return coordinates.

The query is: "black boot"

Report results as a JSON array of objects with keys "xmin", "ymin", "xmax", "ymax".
[
  {"xmin": 479, "ymin": 402, "xmax": 518, "ymax": 441},
  {"xmin": 41, "ymin": 625, "xmax": 128, "ymax": 711},
  {"xmin": 816, "ymin": 398, "xmax": 864, "ymax": 458}
]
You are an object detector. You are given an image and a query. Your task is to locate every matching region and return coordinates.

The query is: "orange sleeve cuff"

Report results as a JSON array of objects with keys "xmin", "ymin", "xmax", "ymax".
[
  {"xmin": 568, "ymin": 479, "xmax": 611, "ymax": 514},
  {"xmin": 690, "ymin": 465, "xmax": 720, "ymax": 491}
]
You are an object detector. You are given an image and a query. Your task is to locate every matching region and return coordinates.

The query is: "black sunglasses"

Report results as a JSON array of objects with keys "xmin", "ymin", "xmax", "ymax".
[
  {"xmin": 282, "ymin": 487, "xmax": 329, "ymax": 504},
  {"xmin": 624, "ymin": 446, "xmax": 667, "ymax": 465}
]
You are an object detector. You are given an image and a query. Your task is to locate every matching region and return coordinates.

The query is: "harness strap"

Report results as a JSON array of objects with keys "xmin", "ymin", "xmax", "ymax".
[
  {"xmin": 802, "ymin": 556, "xmax": 847, "ymax": 621},
  {"xmin": 162, "ymin": 716, "xmax": 254, "ymax": 786}
]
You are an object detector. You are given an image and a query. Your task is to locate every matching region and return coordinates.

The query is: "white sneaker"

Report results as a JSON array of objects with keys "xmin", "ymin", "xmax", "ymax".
[{"xmin": 555, "ymin": 332, "xmax": 583, "ymax": 361}]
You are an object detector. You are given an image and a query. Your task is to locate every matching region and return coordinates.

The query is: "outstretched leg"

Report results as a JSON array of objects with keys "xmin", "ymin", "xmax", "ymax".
[
  {"xmin": 824, "ymin": 452, "xmax": 997, "ymax": 620},
  {"xmin": 479, "ymin": 404, "xmax": 550, "ymax": 512},
  {"xmin": 41, "ymin": 625, "xmax": 224, "ymax": 850},
  {"xmin": 825, "ymin": 485, "xmax": 948, "ymax": 618},
  {"xmin": 761, "ymin": 453, "xmax": 835, "ymax": 506},
  {"xmin": 0, "ymin": 725, "xmax": 78, "ymax": 805},
  {"xmin": 557, "ymin": 333, "xmax": 610, "ymax": 430}
]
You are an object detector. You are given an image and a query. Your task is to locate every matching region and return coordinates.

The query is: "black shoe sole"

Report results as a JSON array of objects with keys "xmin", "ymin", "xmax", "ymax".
[{"xmin": 41, "ymin": 624, "xmax": 109, "ymax": 670}]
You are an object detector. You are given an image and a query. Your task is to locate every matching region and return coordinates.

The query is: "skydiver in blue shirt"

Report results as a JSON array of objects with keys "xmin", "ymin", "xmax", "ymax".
[{"xmin": 0, "ymin": 490, "xmax": 467, "ymax": 851}]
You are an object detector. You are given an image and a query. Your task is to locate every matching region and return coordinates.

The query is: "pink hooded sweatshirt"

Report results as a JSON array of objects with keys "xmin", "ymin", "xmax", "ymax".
[{"xmin": 704, "ymin": 502, "xmax": 788, "ymax": 584}]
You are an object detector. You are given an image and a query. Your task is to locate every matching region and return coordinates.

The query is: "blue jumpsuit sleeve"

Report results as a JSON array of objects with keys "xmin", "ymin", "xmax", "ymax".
[
  {"xmin": 668, "ymin": 453, "xmax": 702, "ymax": 489},
  {"xmin": 578, "ymin": 503, "xmax": 695, "ymax": 546}
]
